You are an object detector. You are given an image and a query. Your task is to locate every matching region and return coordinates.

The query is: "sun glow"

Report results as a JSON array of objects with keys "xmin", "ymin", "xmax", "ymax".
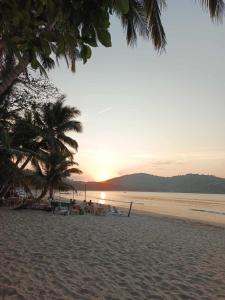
[
  {"xmin": 99, "ymin": 192, "xmax": 106, "ymax": 204},
  {"xmin": 77, "ymin": 147, "xmax": 120, "ymax": 181},
  {"xmin": 95, "ymin": 152, "xmax": 118, "ymax": 181},
  {"xmin": 98, "ymin": 170, "xmax": 111, "ymax": 182}
]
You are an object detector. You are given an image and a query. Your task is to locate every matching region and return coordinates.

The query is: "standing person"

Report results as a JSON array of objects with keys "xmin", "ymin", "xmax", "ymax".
[
  {"xmin": 80, "ymin": 199, "xmax": 87, "ymax": 214},
  {"xmin": 88, "ymin": 200, "xmax": 94, "ymax": 214}
]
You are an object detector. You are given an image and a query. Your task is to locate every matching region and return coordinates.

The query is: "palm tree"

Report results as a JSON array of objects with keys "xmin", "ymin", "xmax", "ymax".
[
  {"xmin": 31, "ymin": 152, "xmax": 82, "ymax": 200},
  {"xmin": 13, "ymin": 96, "xmax": 82, "ymax": 170},
  {"xmin": 0, "ymin": 0, "xmax": 224, "ymax": 96},
  {"xmin": 0, "ymin": 128, "xmax": 33, "ymax": 198},
  {"xmin": 36, "ymin": 96, "xmax": 82, "ymax": 157},
  {"xmin": 0, "ymin": 95, "xmax": 82, "ymax": 201}
]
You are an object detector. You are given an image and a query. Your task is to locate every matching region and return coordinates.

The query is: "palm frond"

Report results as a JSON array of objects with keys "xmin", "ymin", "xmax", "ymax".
[
  {"xmin": 198, "ymin": 0, "xmax": 225, "ymax": 21},
  {"xmin": 120, "ymin": 0, "xmax": 149, "ymax": 46},
  {"xmin": 58, "ymin": 120, "xmax": 82, "ymax": 133},
  {"xmin": 61, "ymin": 167, "xmax": 82, "ymax": 177},
  {"xmin": 57, "ymin": 134, "xmax": 79, "ymax": 151},
  {"xmin": 143, "ymin": 0, "xmax": 166, "ymax": 50}
]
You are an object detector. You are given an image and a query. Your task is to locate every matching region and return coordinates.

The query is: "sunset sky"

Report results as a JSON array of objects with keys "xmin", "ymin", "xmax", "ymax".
[{"xmin": 50, "ymin": 0, "xmax": 225, "ymax": 181}]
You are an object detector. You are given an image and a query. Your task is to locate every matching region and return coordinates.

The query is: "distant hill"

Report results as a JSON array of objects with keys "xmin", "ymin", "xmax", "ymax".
[{"xmin": 75, "ymin": 173, "xmax": 225, "ymax": 194}]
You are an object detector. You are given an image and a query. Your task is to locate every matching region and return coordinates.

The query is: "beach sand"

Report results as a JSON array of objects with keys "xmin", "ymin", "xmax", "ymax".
[{"xmin": 1, "ymin": 209, "xmax": 225, "ymax": 300}]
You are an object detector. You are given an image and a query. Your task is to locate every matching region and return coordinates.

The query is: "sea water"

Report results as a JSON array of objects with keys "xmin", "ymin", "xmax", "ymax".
[{"xmin": 57, "ymin": 190, "xmax": 225, "ymax": 217}]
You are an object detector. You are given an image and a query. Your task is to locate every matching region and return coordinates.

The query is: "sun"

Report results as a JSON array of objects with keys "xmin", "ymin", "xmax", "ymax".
[
  {"xmin": 98, "ymin": 172, "xmax": 110, "ymax": 182},
  {"xmin": 87, "ymin": 149, "xmax": 118, "ymax": 181}
]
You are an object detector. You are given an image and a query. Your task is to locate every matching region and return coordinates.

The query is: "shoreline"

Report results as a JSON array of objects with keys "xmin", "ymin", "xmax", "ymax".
[{"xmin": 131, "ymin": 208, "xmax": 225, "ymax": 230}]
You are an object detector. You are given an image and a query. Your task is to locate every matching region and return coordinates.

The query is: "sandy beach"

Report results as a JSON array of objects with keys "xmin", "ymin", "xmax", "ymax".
[{"xmin": 1, "ymin": 208, "xmax": 225, "ymax": 300}]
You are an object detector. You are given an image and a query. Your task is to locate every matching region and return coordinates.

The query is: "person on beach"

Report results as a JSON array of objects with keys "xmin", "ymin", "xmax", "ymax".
[
  {"xmin": 88, "ymin": 200, "xmax": 94, "ymax": 214},
  {"xmin": 96, "ymin": 203, "xmax": 104, "ymax": 216},
  {"xmin": 81, "ymin": 200, "xmax": 88, "ymax": 213}
]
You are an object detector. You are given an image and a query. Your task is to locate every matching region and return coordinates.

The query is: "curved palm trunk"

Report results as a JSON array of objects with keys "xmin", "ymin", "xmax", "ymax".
[
  {"xmin": 20, "ymin": 141, "xmax": 44, "ymax": 170},
  {"xmin": 20, "ymin": 154, "xmax": 33, "ymax": 170},
  {"xmin": 0, "ymin": 60, "xmax": 28, "ymax": 96},
  {"xmin": 37, "ymin": 185, "xmax": 48, "ymax": 201},
  {"xmin": 1, "ymin": 182, "xmax": 11, "ymax": 198},
  {"xmin": 0, "ymin": 180, "xmax": 9, "ymax": 195},
  {"xmin": 0, "ymin": 145, "xmax": 42, "ymax": 196},
  {"xmin": 23, "ymin": 182, "xmax": 34, "ymax": 200},
  {"xmin": 49, "ymin": 185, "xmax": 54, "ymax": 199}
]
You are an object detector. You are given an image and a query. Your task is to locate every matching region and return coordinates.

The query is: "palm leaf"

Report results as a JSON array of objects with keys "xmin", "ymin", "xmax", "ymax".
[
  {"xmin": 143, "ymin": 0, "xmax": 166, "ymax": 50},
  {"xmin": 198, "ymin": 0, "xmax": 225, "ymax": 21}
]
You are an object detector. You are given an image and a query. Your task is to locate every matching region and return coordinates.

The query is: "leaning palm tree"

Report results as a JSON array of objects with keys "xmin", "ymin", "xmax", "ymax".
[
  {"xmin": 0, "ymin": 96, "xmax": 82, "ymax": 201},
  {"xmin": 21, "ymin": 97, "xmax": 82, "ymax": 200},
  {"xmin": 31, "ymin": 152, "xmax": 82, "ymax": 200},
  {"xmin": 0, "ymin": 128, "xmax": 33, "ymax": 198}
]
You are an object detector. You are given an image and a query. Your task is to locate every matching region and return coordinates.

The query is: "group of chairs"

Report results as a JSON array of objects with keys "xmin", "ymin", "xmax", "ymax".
[
  {"xmin": 50, "ymin": 200, "xmax": 106, "ymax": 216},
  {"xmin": 51, "ymin": 201, "xmax": 71, "ymax": 216}
]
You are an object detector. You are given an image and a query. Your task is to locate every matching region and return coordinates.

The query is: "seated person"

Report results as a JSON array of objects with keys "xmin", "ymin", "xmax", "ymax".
[{"xmin": 95, "ymin": 203, "xmax": 104, "ymax": 215}]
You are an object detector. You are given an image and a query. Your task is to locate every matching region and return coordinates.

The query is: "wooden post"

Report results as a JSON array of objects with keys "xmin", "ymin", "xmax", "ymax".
[{"xmin": 128, "ymin": 201, "xmax": 133, "ymax": 217}]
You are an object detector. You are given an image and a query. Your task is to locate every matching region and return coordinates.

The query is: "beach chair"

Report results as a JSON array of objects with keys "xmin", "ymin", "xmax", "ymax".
[
  {"xmin": 71, "ymin": 204, "xmax": 80, "ymax": 215},
  {"xmin": 51, "ymin": 201, "xmax": 71, "ymax": 216},
  {"xmin": 95, "ymin": 204, "xmax": 106, "ymax": 216}
]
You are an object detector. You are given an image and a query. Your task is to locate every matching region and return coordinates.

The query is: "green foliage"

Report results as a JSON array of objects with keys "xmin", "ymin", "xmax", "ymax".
[
  {"xmin": 0, "ymin": 0, "xmax": 224, "ymax": 96},
  {"xmin": 0, "ymin": 75, "xmax": 82, "ymax": 200},
  {"xmin": 116, "ymin": 0, "xmax": 130, "ymax": 14},
  {"xmin": 96, "ymin": 29, "xmax": 112, "ymax": 47},
  {"xmin": 0, "ymin": 0, "xmax": 169, "ymax": 82}
]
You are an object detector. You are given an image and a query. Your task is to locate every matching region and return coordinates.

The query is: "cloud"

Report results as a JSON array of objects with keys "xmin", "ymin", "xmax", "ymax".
[
  {"xmin": 152, "ymin": 160, "xmax": 173, "ymax": 165},
  {"xmin": 97, "ymin": 107, "xmax": 112, "ymax": 115},
  {"xmin": 152, "ymin": 160, "xmax": 184, "ymax": 166},
  {"xmin": 176, "ymin": 151, "xmax": 225, "ymax": 161},
  {"xmin": 132, "ymin": 153, "xmax": 155, "ymax": 159}
]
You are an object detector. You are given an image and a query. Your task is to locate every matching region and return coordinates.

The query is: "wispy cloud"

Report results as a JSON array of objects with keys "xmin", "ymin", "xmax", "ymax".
[
  {"xmin": 152, "ymin": 160, "xmax": 184, "ymax": 166},
  {"xmin": 97, "ymin": 107, "xmax": 112, "ymax": 115},
  {"xmin": 176, "ymin": 151, "xmax": 225, "ymax": 161},
  {"xmin": 132, "ymin": 153, "xmax": 155, "ymax": 159}
]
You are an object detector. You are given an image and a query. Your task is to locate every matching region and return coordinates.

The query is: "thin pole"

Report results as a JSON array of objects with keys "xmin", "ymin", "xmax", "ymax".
[
  {"xmin": 73, "ymin": 190, "xmax": 74, "ymax": 201},
  {"xmin": 128, "ymin": 201, "xmax": 133, "ymax": 217},
  {"xmin": 84, "ymin": 183, "xmax": 86, "ymax": 201}
]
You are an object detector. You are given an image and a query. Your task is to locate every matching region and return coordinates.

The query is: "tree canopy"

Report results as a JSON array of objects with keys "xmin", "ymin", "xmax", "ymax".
[
  {"xmin": 0, "ymin": 0, "xmax": 224, "ymax": 96},
  {"xmin": 0, "ymin": 75, "xmax": 82, "ymax": 201}
]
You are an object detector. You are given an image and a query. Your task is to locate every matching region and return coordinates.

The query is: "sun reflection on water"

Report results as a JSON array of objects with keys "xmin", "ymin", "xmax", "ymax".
[{"xmin": 99, "ymin": 192, "xmax": 106, "ymax": 204}]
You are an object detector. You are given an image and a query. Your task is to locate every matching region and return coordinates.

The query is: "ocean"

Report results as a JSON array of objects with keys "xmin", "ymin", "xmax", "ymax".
[{"xmin": 57, "ymin": 190, "xmax": 225, "ymax": 221}]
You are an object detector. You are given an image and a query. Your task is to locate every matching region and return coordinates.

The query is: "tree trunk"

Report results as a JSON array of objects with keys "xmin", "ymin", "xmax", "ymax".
[
  {"xmin": 0, "ymin": 179, "xmax": 9, "ymax": 195},
  {"xmin": 0, "ymin": 39, "xmax": 5, "ymax": 52},
  {"xmin": 1, "ymin": 183, "xmax": 11, "ymax": 198},
  {"xmin": 23, "ymin": 182, "xmax": 34, "ymax": 200},
  {"xmin": 20, "ymin": 154, "xmax": 33, "ymax": 170},
  {"xmin": 20, "ymin": 141, "xmax": 44, "ymax": 170},
  {"xmin": 49, "ymin": 185, "xmax": 54, "ymax": 199},
  {"xmin": 37, "ymin": 185, "xmax": 48, "ymax": 201},
  {"xmin": 0, "ymin": 60, "xmax": 28, "ymax": 96}
]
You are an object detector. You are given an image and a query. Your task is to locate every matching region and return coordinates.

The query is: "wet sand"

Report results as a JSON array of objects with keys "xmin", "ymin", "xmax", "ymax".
[{"xmin": 1, "ymin": 208, "xmax": 225, "ymax": 300}]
